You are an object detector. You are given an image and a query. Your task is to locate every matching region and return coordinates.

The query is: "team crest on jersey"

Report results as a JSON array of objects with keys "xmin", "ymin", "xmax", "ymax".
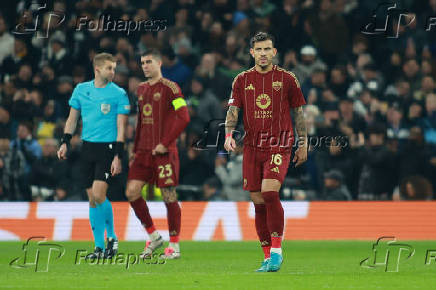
[
  {"xmin": 153, "ymin": 92, "xmax": 161, "ymax": 101},
  {"xmin": 138, "ymin": 95, "xmax": 143, "ymax": 101},
  {"xmin": 143, "ymin": 103, "xmax": 152, "ymax": 116},
  {"xmin": 256, "ymin": 94, "xmax": 271, "ymax": 109},
  {"xmin": 100, "ymin": 104, "xmax": 111, "ymax": 114},
  {"xmin": 272, "ymin": 81, "xmax": 282, "ymax": 91}
]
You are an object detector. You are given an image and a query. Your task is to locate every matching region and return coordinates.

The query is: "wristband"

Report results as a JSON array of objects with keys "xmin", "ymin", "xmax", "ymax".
[
  {"xmin": 115, "ymin": 141, "xmax": 124, "ymax": 158},
  {"xmin": 60, "ymin": 133, "xmax": 72, "ymax": 146},
  {"xmin": 225, "ymin": 133, "xmax": 232, "ymax": 139}
]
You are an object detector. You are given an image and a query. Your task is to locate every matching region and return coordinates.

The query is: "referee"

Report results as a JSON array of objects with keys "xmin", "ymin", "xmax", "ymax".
[{"xmin": 57, "ymin": 53, "xmax": 130, "ymax": 259}]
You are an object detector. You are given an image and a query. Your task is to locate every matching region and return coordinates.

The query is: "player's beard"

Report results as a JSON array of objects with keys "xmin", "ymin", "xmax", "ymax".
[{"xmin": 258, "ymin": 60, "xmax": 271, "ymax": 70}]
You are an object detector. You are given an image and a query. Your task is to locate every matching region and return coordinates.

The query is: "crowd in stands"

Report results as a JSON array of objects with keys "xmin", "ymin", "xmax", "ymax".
[{"xmin": 0, "ymin": 0, "xmax": 435, "ymax": 201}]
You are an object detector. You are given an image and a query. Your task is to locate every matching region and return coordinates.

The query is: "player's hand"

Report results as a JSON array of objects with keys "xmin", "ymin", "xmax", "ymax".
[
  {"xmin": 111, "ymin": 155, "xmax": 122, "ymax": 176},
  {"xmin": 224, "ymin": 136, "xmax": 236, "ymax": 152},
  {"xmin": 152, "ymin": 143, "xmax": 168, "ymax": 155},
  {"xmin": 293, "ymin": 144, "xmax": 308, "ymax": 167},
  {"xmin": 57, "ymin": 143, "xmax": 68, "ymax": 160}
]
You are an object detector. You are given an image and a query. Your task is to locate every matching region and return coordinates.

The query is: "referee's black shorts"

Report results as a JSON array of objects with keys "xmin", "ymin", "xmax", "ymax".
[{"xmin": 80, "ymin": 141, "xmax": 115, "ymax": 189}]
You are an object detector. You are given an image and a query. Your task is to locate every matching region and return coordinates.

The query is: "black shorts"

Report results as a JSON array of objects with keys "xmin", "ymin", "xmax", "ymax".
[{"xmin": 80, "ymin": 141, "xmax": 115, "ymax": 189}]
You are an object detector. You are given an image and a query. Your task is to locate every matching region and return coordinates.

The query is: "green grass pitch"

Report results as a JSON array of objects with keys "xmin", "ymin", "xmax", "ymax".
[{"xmin": 1, "ymin": 241, "xmax": 436, "ymax": 289}]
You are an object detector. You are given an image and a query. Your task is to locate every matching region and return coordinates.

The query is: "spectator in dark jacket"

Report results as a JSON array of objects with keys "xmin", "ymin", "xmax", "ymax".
[
  {"xmin": 322, "ymin": 170, "xmax": 352, "ymax": 200},
  {"xmin": 30, "ymin": 138, "xmax": 68, "ymax": 201},
  {"xmin": 358, "ymin": 124, "xmax": 396, "ymax": 200}
]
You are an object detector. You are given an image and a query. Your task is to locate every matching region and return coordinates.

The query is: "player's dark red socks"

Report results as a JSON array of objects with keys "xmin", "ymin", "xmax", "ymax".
[
  {"xmin": 130, "ymin": 197, "xmax": 155, "ymax": 234},
  {"xmin": 262, "ymin": 191, "xmax": 284, "ymax": 253},
  {"xmin": 254, "ymin": 203, "xmax": 271, "ymax": 259},
  {"xmin": 165, "ymin": 201, "xmax": 181, "ymax": 243}
]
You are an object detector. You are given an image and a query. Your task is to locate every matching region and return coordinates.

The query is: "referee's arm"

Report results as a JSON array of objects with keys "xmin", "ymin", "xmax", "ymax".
[
  {"xmin": 116, "ymin": 114, "xmax": 127, "ymax": 143},
  {"xmin": 111, "ymin": 114, "xmax": 128, "ymax": 175},
  {"xmin": 57, "ymin": 108, "xmax": 80, "ymax": 160}
]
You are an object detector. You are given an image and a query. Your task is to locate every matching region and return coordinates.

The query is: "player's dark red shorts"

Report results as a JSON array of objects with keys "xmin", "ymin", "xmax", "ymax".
[
  {"xmin": 128, "ymin": 150, "xmax": 179, "ymax": 187},
  {"xmin": 242, "ymin": 146, "xmax": 291, "ymax": 192}
]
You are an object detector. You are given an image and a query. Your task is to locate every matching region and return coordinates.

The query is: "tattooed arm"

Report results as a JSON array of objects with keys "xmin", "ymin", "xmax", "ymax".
[
  {"xmin": 292, "ymin": 106, "xmax": 308, "ymax": 167},
  {"xmin": 224, "ymin": 105, "xmax": 240, "ymax": 152}
]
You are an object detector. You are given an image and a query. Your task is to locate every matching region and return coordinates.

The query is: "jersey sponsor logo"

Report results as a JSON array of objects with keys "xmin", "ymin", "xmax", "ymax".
[
  {"xmin": 256, "ymin": 94, "xmax": 271, "ymax": 109},
  {"xmin": 143, "ymin": 104, "xmax": 152, "ymax": 116},
  {"xmin": 272, "ymin": 81, "xmax": 282, "ymax": 91},
  {"xmin": 101, "ymin": 104, "xmax": 111, "ymax": 115},
  {"xmin": 254, "ymin": 110, "xmax": 272, "ymax": 119},
  {"xmin": 153, "ymin": 92, "xmax": 161, "ymax": 101},
  {"xmin": 245, "ymin": 84, "xmax": 255, "ymax": 90}
]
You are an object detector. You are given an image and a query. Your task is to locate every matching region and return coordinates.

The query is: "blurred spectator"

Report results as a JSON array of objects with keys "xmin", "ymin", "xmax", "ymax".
[
  {"xmin": 386, "ymin": 104, "xmax": 410, "ymax": 145},
  {"xmin": 203, "ymin": 176, "xmax": 224, "ymax": 201},
  {"xmin": 187, "ymin": 77, "xmax": 224, "ymax": 124},
  {"xmin": 2, "ymin": 38, "xmax": 37, "ymax": 77},
  {"xmin": 214, "ymin": 147, "xmax": 249, "ymax": 201},
  {"xmin": 180, "ymin": 146, "xmax": 214, "ymax": 189},
  {"xmin": 1, "ymin": 137, "xmax": 28, "ymax": 200},
  {"xmin": 314, "ymin": 136, "xmax": 357, "ymax": 198},
  {"xmin": 420, "ymin": 93, "xmax": 436, "ymax": 148},
  {"xmin": 10, "ymin": 122, "xmax": 42, "ymax": 170},
  {"xmin": 358, "ymin": 123, "xmax": 396, "ymax": 200},
  {"xmin": 46, "ymin": 35, "xmax": 72, "ymax": 76},
  {"xmin": 0, "ymin": 106, "xmax": 10, "ymax": 138},
  {"xmin": 398, "ymin": 176, "xmax": 433, "ymax": 200},
  {"xmin": 398, "ymin": 127, "xmax": 434, "ymax": 182},
  {"xmin": 293, "ymin": 45, "xmax": 327, "ymax": 85},
  {"xmin": 310, "ymin": 0, "xmax": 349, "ymax": 65},
  {"xmin": 195, "ymin": 53, "xmax": 232, "ymax": 101},
  {"xmin": 161, "ymin": 46, "xmax": 192, "ymax": 89},
  {"xmin": 322, "ymin": 169, "xmax": 352, "ymax": 200},
  {"xmin": 0, "ymin": 16, "xmax": 14, "ymax": 65},
  {"xmin": 30, "ymin": 138, "xmax": 68, "ymax": 201}
]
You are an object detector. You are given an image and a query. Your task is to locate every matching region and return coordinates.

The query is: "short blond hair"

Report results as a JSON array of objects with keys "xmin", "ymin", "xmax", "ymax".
[{"xmin": 93, "ymin": 53, "xmax": 116, "ymax": 68}]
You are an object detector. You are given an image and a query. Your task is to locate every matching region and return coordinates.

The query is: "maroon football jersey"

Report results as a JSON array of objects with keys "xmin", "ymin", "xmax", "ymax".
[
  {"xmin": 228, "ymin": 65, "xmax": 306, "ymax": 152},
  {"xmin": 134, "ymin": 78, "xmax": 184, "ymax": 152}
]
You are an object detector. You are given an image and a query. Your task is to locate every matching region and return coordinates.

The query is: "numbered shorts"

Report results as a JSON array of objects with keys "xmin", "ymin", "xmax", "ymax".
[
  {"xmin": 80, "ymin": 141, "xmax": 115, "ymax": 188},
  {"xmin": 242, "ymin": 146, "xmax": 291, "ymax": 192},
  {"xmin": 128, "ymin": 150, "xmax": 179, "ymax": 187}
]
